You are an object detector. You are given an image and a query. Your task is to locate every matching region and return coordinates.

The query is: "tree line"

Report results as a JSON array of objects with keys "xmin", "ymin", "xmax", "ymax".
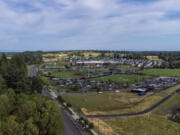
[
  {"xmin": 0, "ymin": 53, "xmax": 63, "ymax": 135},
  {"xmin": 0, "ymin": 53, "xmax": 43, "ymax": 93}
]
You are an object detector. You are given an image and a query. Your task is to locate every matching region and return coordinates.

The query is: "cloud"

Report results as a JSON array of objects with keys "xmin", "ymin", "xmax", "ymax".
[{"xmin": 0, "ymin": 0, "xmax": 180, "ymax": 50}]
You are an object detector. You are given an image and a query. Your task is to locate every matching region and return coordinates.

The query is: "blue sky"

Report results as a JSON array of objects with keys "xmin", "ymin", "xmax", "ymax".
[{"xmin": 0, "ymin": 0, "xmax": 180, "ymax": 51}]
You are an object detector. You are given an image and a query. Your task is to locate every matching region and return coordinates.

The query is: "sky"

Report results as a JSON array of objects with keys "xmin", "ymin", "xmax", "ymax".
[{"xmin": 0, "ymin": 0, "xmax": 180, "ymax": 51}]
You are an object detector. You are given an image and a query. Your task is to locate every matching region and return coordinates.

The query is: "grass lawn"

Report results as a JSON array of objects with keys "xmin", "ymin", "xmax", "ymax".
[
  {"xmin": 91, "ymin": 74, "xmax": 152, "ymax": 84},
  {"xmin": 79, "ymin": 67, "xmax": 109, "ymax": 72},
  {"xmin": 141, "ymin": 69, "xmax": 180, "ymax": 77},
  {"xmin": 51, "ymin": 72, "xmax": 77, "ymax": 78}
]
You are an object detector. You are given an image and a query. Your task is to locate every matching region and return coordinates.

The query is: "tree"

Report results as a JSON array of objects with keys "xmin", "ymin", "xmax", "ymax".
[
  {"xmin": 30, "ymin": 76, "xmax": 44, "ymax": 93},
  {"xmin": 24, "ymin": 118, "xmax": 39, "ymax": 135},
  {"xmin": 0, "ymin": 54, "xmax": 8, "ymax": 79},
  {"xmin": 5, "ymin": 54, "xmax": 28, "ymax": 92},
  {"xmin": 2, "ymin": 116, "xmax": 24, "ymax": 135},
  {"xmin": 17, "ymin": 99, "xmax": 37, "ymax": 122},
  {"xmin": 0, "ymin": 94, "xmax": 12, "ymax": 120},
  {"xmin": 0, "ymin": 121, "xmax": 2, "ymax": 135},
  {"xmin": 39, "ymin": 100, "xmax": 63, "ymax": 135},
  {"xmin": 0, "ymin": 75, "xmax": 6, "ymax": 93}
]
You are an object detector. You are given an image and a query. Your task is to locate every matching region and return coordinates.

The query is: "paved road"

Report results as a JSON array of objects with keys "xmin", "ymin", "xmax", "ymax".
[
  {"xmin": 86, "ymin": 89, "xmax": 180, "ymax": 119},
  {"xmin": 61, "ymin": 108, "xmax": 89, "ymax": 135},
  {"xmin": 28, "ymin": 65, "xmax": 38, "ymax": 77},
  {"xmin": 42, "ymin": 88, "xmax": 89, "ymax": 135}
]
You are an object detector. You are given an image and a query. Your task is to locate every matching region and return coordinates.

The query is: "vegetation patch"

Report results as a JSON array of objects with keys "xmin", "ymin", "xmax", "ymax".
[
  {"xmin": 63, "ymin": 92, "xmax": 162, "ymax": 115},
  {"xmin": 142, "ymin": 69, "xmax": 180, "ymax": 77},
  {"xmin": 64, "ymin": 85, "xmax": 180, "ymax": 115},
  {"xmin": 88, "ymin": 118, "xmax": 116, "ymax": 135},
  {"xmin": 104, "ymin": 114, "xmax": 180, "ymax": 135}
]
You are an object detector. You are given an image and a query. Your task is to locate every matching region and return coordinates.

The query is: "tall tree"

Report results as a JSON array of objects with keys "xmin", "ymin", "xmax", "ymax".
[{"xmin": 2, "ymin": 116, "xmax": 24, "ymax": 135}]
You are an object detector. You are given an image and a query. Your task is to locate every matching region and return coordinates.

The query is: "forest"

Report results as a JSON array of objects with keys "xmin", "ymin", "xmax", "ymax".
[{"xmin": 0, "ymin": 53, "xmax": 63, "ymax": 135}]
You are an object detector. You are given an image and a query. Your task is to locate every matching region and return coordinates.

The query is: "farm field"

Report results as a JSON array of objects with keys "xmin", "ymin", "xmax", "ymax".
[
  {"xmin": 146, "ymin": 56, "xmax": 162, "ymax": 61},
  {"xmin": 83, "ymin": 52, "xmax": 101, "ymax": 57},
  {"xmin": 142, "ymin": 69, "xmax": 180, "ymax": 77},
  {"xmin": 91, "ymin": 74, "xmax": 152, "ymax": 84}
]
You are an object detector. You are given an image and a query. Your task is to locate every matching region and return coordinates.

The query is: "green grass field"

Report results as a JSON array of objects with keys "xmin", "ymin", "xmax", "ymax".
[
  {"xmin": 154, "ymin": 93, "xmax": 180, "ymax": 115},
  {"xmin": 52, "ymin": 72, "xmax": 77, "ymax": 78},
  {"xmin": 64, "ymin": 93, "xmax": 143, "ymax": 113},
  {"xmin": 79, "ymin": 67, "xmax": 109, "ymax": 72},
  {"xmin": 63, "ymin": 86, "xmax": 177, "ymax": 115},
  {"xmin": 63, "ymin": 84, "xmax": 180, "ymax": 115},
  {"xmin": 91, "ymin": 74, "xmax": 152, "ymax": 84},
  {"xmin": 142, "ymin": 69, "xmax": 180, "ymax": 77}
]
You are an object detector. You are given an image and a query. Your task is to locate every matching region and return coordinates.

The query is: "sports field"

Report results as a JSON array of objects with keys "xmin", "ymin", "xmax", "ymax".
[
  {"xmin": 142, "ymin": 69, "xmax": 180, "ymax": 77},
  {"xmin": 79, "ymin": 67, "xmax": 109, "ymax": 72},
  {"xmin": 91, "ymin": 74, "xmax": 152, "ymax": 84},
  {"xmin": 51, "ymin": 72, "xmax": 77, "ymax": 78}
]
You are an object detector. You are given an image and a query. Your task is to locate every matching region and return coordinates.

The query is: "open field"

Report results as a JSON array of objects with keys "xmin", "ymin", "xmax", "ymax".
[
  {"xmin": 83, "ymin": 52, "xmax": 101, "ymax": 57},
  {"xmin": 146, "ymin": 56, "xmax": 162, "ymax": 61},
  {"xmin": 142, "ymin": 69, "xmax": 180, "ymax": 77},
  {"xmin": 64, "ymin": 92, "xmax": 163, "ymax": 115},
  {"xmin": 102, "ymin": 114, "xmax": 180, "ymax": 135},
  {"xmin": 63, "ymin": 84, "xmax": 180, "ymax": 115},
  {"xmin": 91, "ymin": 74, "xmax": 152, "ymax": 84},
  {"xmin": 63, "ymin": 92, "xmax": 162, "ymax": 115},
  {"xmin": 84, "ymin": 85, "xmax": 180, "ymax": 135},
  {"xmin": 64, "ymin": 92, "xmax": 146, "ymax": 114},
  {"xmin": 154, "ymin": 93, "xmax": 180, "ymax": 115},
  {"xmin": 80, "ymin": 85, "xmax": 180, "ymax": 135}
]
